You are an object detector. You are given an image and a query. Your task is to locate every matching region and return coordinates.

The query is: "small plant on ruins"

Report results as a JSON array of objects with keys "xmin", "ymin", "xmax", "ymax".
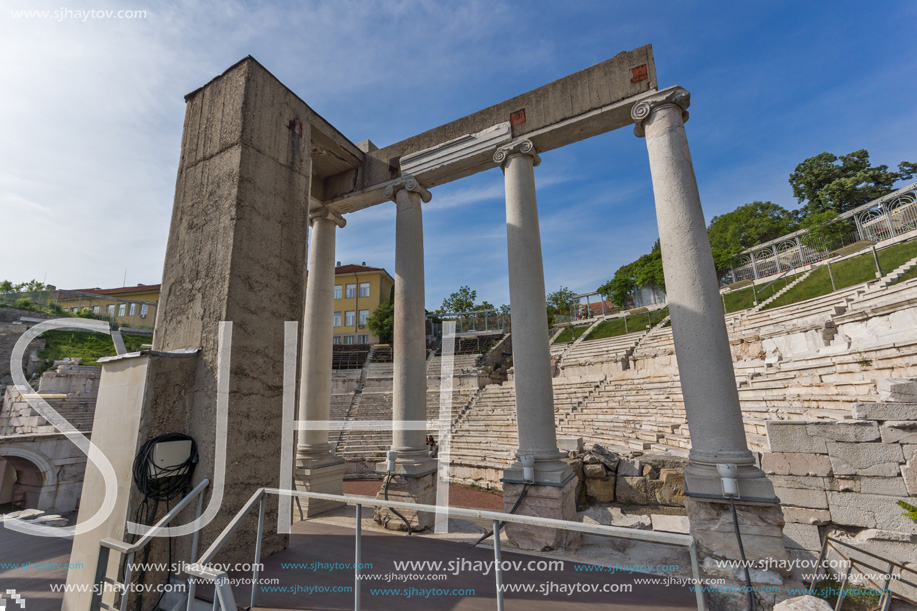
[
  {"xmin": 857, "ymin": 359, "xmax": 873, "ymax": 368},
  {"xmin": 899, "ymin": 500, "xmax": 917, "ymax": 523}
]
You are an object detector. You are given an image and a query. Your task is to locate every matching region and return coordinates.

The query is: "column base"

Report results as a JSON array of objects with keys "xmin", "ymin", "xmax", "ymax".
[
  {"xmin": 502, "ymin": 475, "xmax": 580, "ymax": 552},
  {"xmin": 686, "ymin": 497, "xmax": 789, "ymax": 565},
  {"xmin": 684, "ymin": 459, "xmax": 778, "ymax": 503},
  {"xmin": 373, "ymin": 471, "xmax": 437, "ymax": 532},
  {"xmin": 294, "ymin": 452, "xmax": 346, "ymax": 518}
]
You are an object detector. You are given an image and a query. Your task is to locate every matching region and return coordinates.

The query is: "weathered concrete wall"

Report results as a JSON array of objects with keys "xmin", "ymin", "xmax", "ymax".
[{"xmin": 143, "ymin": 57, "xmax": 310, "ymax": 571}]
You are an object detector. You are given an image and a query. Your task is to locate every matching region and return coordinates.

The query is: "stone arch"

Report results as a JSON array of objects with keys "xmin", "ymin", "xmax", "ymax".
[{"xmin": 0, "ymin": 445, "xmax": 58, "ymax": 510}]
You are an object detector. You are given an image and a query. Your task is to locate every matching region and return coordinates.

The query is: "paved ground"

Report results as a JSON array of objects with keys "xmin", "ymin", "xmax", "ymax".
[
  {"xmin": 234, "ymin": 519, "xmax": 696, "ymax": 610},
  {"xmin": 0, "ymin": 518, "xmax": 75, "ymax": 611}
]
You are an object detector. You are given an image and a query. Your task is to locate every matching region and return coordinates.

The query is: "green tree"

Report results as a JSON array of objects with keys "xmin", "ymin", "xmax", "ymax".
[
  {"xmin": 597, "ymin": 241, "xmax": 666, "ymax": 308},
  {"xmin": 441, "ymin": 285, "xmax": 476, "ymax": 313},
  {"xmin": 707, "ymin": 202, "xmax": 799, "ymax": 269},
  {"xmin": 367, "ymin": 298, "xmax": 394, "ymax": 344},
  {"xmin": 0, "ymin": 280, "xmax": 13, "ymax": 293},
  {"xmin": 789, "ymin": 150, "xmax": 916, "ymax": 215},
  {"xmin": 546, "ymin": 286, "xmax": 577, "ymax": 314}
]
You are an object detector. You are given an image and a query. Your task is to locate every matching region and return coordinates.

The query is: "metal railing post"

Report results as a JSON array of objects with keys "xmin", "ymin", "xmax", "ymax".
[
  {"xmin": 250, "ymin": 495, "xmax": 266, "ymax": 609},
  {"xmin": 752, "ymin": 282, "xmax": 758, "ymax": 306},
  {"xmin": 827, "ymin": 260, "xmax": 837, "ymax": 292},
  {"xmin": 186, "ymin": 490, "xmax": 206, "ymax": 611},
  {"xmin": 355, "ymin": 504, "xmax": 362, "ymax": 611},
  {"xmin": 120, "ymin": 551, "xmax": 135, "ymax": 611},
  {"xmin": 809, "ymin": 536, "xmax": 829, "ymax": 595},
  {"xmin": 835, "ymin": 561, "xmax": 853, "ymax": 611},
  {"xmin": 721, "ymin": 292, "xmax": 727, "ymax": 314},
  {"xmin": 624, "ymin": 315, "xmax": 628, "ymax": 334},
  {"xmin": 689, "ymin": 542, "xmax": 706, "ymax": 611},
  {"xmin": 872, "ymin": 245, "xmax": 884, "ymax": 278},
  {"xmin": 492, "ymin": 519, "xmax": 504, "ymax": 611},
  {"xmin": 90, "ymin": 546, "xmax": 111, "ymax": 611}
]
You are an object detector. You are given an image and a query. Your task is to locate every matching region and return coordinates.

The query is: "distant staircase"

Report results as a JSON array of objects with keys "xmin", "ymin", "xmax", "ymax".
[
  {"xmin": 877, "ymin": 255, "xmax": 917, "ymax": 288},
  {"xmin": 750, "ymin": 268, "xmax": 813, "ymax": 312}
]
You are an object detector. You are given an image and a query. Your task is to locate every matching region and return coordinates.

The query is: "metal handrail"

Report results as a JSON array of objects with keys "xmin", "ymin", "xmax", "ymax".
[
  {"xmin": 90, "ymin": 478, "xmax": 210, "ymax": 611},
  {"xmin": 809, "ymin": 534, "xmax": 917, "ymax": 610},
  {"xmin": 184, "ymin": 487, "xmax": 706, "ymax": 611}
]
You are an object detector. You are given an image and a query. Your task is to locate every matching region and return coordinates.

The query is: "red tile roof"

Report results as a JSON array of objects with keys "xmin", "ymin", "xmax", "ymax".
[
  {"xmin": 335, "ymin": 264, "xmax": 383, "ymax": 274},
  {"xmin": 57, "ymin": 284, "xmax": 161, "ymax": 297}
]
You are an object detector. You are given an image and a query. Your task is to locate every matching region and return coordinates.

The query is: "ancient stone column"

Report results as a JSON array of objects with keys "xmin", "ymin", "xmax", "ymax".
[
  {"xmin": 374, "ymin": 176, "xmax": 437, "ymax": 531},
  {"xmin": 632, "ymin": 88, "xmax": 776, "ymax": 502},
  {"xmin": 494, "ymin": 140, "xmax": 578, "ymax": 551},
  {"xmin": 296, "ymin": 208, "xmax": 346, "ymax": 517}
]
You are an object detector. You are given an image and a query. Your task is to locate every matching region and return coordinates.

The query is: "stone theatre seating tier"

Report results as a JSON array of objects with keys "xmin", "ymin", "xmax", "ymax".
[{"xmin": 331, "ymin": 344, "xmax": 372, "ymax": 369}]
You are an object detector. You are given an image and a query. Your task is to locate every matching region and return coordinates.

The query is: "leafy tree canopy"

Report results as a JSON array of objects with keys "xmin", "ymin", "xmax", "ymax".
[
  {"xmin": 789, "ymin": 149, "xmax": 915, "ymax": 216},
  {"xmin": 707, "ymin": 201, "xmax": 799, "ymax": 269},
  {"xmin": 546, "ymin": 286, "xmax": 577, "ymax": 314},
  {"xmin": 597, "ymin": 241, "xmax": 665, "ymax": 308},
  {"xmin": 367, "ymin": 298, "xmax": 394, "ymax": 344},
  {"xmin": 441, "ymin": 285, "xmax": 477, "ymax": 313}
]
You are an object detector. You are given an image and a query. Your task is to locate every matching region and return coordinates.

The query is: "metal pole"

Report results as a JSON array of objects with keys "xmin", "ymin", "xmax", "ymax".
[
  {"xmin": 808, "ymin": 536, "xmax": 829, "ymax": 595},
  {"xmin": 624, "ymin": 315, "xmax": 628, "ymax": 334},
  {"xmin": 871, "ymin": 245, "xmax": 884, "ymax": 278},
  {"xmin": 721, "ymin": 292, "xmax": 727, "ymax": 314},
  {"xmin": 186, "ymin": 491, "xmax": 206, "ymax": 611},
  {"xmin": 689, "ymin": 542, "xmax": 706, "ymax": 611},
  {"xmin": 827, "ymin": 261, "xmax": 837, "ymax": 292},
  {"xmin": 355, "ymin": 504, "xmax": 362, "ymax": 611},
  {"xmin": 250, "ymin": 496, "xmax": 266, "ymax": 609},
  {"xmin": 120, "ymin": 552, "xmax": 135, "ymax": 611},
  {"xmin": 835, "ymin": 561, "xmax": 853, "ymax": 611},
  {"xmin": 752, "ymin": 282, "xmax": 758, "ymax": 306},
  {"xmin": 492, "ymin": 519, "xmax": 505, "ymax": 611}
]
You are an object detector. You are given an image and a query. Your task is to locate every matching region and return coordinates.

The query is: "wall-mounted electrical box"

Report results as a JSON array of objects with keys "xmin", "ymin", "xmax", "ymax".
[{"xmin": 150, "ymin": 439, "xmax": 193, "ymax": 479}]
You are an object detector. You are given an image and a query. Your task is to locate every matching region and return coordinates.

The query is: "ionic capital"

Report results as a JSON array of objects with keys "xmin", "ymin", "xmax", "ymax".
[
  {"xmin": 383, "ymin": 175, "xmax": 432, "ymax": 203},
  {"xmin": 493, "ymin": 139, "xmax": 541, "ymax": 169},
  {"xmin": 631, "ymin": 86, "xmax": 691, "ymax": 138},
  {"xmin": 309, "ymin": 207, "xmax": 346, "ymax": 228}
]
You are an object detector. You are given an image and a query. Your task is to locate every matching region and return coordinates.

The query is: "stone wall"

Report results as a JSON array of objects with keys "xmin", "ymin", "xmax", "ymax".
[{"xmin": 763, "ymin": 384, "xmax": 916, "ymax": 596}]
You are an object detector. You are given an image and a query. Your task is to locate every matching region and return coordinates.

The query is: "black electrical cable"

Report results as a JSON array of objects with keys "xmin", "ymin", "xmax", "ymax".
[
  {"xmin": 130, "ymin": 433, "xmax": 198, "ymax": 611},
  {"xmin": 729, "ymin": 496, "xmax": 757, "ymax": 611},
  {"xmin": 383, "ymin": 473, "xmax": 413, "ymax": 535},
  {"xmin": 473, "ymin": 483, "xmax": 529, "ymax": 546}
]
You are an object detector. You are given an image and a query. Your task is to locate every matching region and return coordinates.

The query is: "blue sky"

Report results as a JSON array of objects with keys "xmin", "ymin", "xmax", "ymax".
[{"xmin": 2, "ymin": 1, "xmax": 915, "ymax": 309}]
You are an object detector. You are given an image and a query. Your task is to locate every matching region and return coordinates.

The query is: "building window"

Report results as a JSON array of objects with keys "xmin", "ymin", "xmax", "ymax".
[
  {"xmin": 345, "ymin": 283, "xmax": 356, "ymax": 299},
  {"xmin": 333, "ymin": 336, "xmax": 341, "ymax": 345},
  {"xmin": 117, "ymin": 304, "xmax": 126, "ymax": 317},
  {"xmin": 333, "ymin": 312, "xmax": 341, "ymax": 327},
  {"xmin": 93, "ymin": 306, "xmax": 100, "ymax": 314},
  {"xmin": 358, "ymin": 309, "xmax": 369, "ymax": 326},
  {"xmin": 140, "ymin": 304, "xmax": 148, "ymax": 318},
  {"xmin": 359, "ymin": 282, "xmax": 370, "ymax": 297},
  {"xmin": 334, "ymin": 285, "xmax": 342, "ymax": 300},
  {"xmin": 344, "ymin": 311, "xmax": 355, "ymax": 326},
  {"xmin": 358, "ymin": 334, "xmax": 368, "ymax": 344},
  {"xmin": 107, "ymin": 305, "xmax": 116, "ymax": 317},
  {"xmin": 343, "ymin": 335, "xmax": 354, "ymax": 345},
  {"xmin": 129, "ymin": 303, "xmax": 137, "ymax": 316}
]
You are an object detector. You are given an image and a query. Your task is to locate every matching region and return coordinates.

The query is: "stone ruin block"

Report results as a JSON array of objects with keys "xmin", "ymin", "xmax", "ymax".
[
  {"xmin": 853, "ymin": 401, "xmax": 917, "ymax": 421},
  {"xmin": 762, "ymin": 452, "xmax": 832, "ymax": 477},
  {"xmin": 826, "ymin": 441, "xmax": 904, "ymax": 477},
  {"xmin": 766, "ymin": 421, "xmax": 828, "ymax": 453}
]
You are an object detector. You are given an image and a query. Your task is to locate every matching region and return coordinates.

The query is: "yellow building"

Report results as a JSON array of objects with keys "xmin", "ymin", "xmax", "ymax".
[
  {"xmin": 54, "ymin": 284, "xmax": 161, "ymax": 329},
  {"xmin": 53, "ymin": 262, "xmax": 392, "ymax": 340},
  {"xmin": 329, "ymin": 263, "xmax": 394, "ymax": 345}
]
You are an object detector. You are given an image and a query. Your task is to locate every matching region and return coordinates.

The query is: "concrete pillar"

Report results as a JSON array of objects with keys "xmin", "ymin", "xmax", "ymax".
[
  {"xmin": 632, "ymin": 88, "xmax": 776, "ymax": 503},
  {"xmin": 494, "ymin": 140, "xmax": 578, "ymax": 551},
  {"xmin": 296, "ymin": 209, "xmax": 347, "ymax": 517},
  {"xmin": 374, "ymin": 176, "xmax": 437, "ymax": 531}
]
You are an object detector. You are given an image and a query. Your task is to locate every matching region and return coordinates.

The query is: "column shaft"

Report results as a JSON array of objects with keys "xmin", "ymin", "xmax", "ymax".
[
  {"xmin": 298, "ymin": 217, "xmax": 337, "ymax": 454},
  {"xmin": 392, "ymin": 188, "xmax": 428, "ymax": 459},
  {"xmin": 635, "ymin": 90, "xmax": 774, "ymax": 500},
  {"xmin": 499, "ymin": 144, "xmax": 567, "ymax": 483}
]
